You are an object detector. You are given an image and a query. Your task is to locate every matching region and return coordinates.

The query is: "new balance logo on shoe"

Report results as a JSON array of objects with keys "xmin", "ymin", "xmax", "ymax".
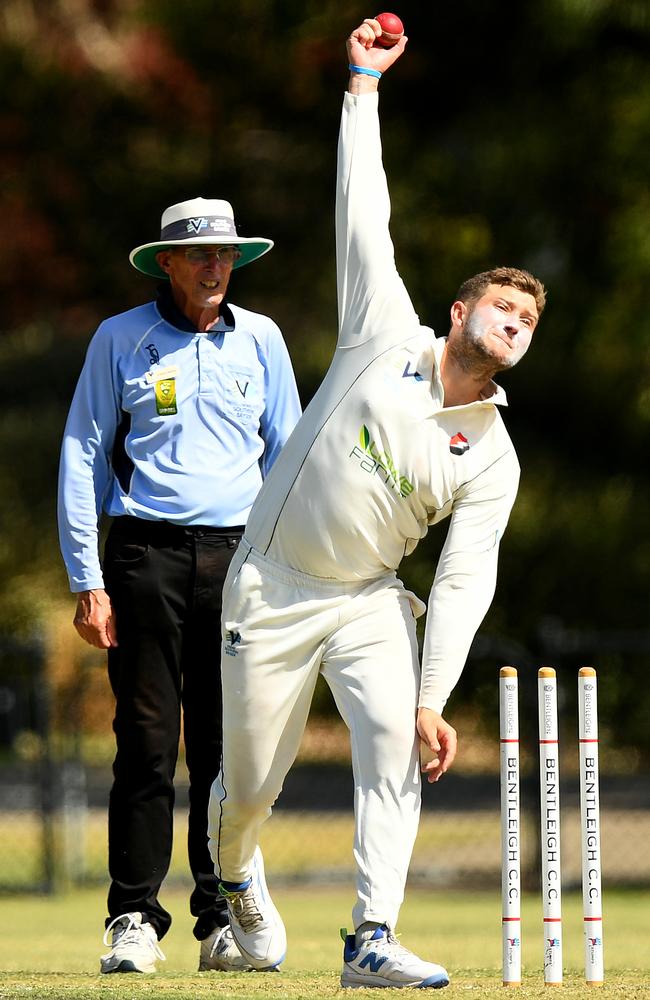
[
  {"xmin": 359, "ymin": 950, "xmax": 389, "ymax": 972},
  {"xmin": 340, "ymin": 924, "xmax": 449, "ymax": 989}
]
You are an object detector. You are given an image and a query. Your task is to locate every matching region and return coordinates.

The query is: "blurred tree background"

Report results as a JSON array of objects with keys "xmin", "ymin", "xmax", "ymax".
[{"xmin": 0, "ymin": 0, "xmax": 648, "ymax": 760}]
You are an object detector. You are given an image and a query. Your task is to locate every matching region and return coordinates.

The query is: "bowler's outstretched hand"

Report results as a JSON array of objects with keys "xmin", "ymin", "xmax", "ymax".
[
  {"xmin": 417, "ymin": 707, "xmax": 458, "ymax": 784},
  {"xmin": 346, "ymin": 17, "xmax": 407, "ymax": 74}
]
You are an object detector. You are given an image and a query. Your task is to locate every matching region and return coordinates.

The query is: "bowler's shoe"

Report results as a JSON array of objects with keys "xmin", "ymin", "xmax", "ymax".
[
  {"xmin": 340, "ymin": 924, "xmax": 449, "ymax": 989},
  {"xmin": 218, "ymin": 848, "xmax": 286, "ymax": 970}
]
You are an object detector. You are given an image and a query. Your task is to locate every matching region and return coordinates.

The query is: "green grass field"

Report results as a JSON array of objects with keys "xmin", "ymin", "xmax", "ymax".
[{"xmin": 0, "ymin": 885, "xmax": 648, "ymax": 999}]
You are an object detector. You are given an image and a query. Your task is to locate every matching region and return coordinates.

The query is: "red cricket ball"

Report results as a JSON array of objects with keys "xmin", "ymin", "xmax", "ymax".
[{"xmin": 374, "ymin": 12, "xmax": 404, "ymax": 48}]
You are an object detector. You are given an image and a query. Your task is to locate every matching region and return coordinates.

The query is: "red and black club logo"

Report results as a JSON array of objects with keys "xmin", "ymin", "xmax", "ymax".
[{"xmin": 449, "ymin": 432, "xmax": 470, "ymax": 456}]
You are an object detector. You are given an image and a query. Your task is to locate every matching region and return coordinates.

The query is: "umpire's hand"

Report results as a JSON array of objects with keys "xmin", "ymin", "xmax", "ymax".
[{"xmin": 73, "ymin": 588, "xmax": 118, "ymax": 649}]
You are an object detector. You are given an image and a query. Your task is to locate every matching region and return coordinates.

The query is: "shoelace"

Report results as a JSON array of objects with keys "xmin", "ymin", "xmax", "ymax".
[
  {"xmin": 209, "ymin": 924, "xmax": 234, "ymax": 958},
  {"xmin": 103, "ymin": 913, "xmax": 166, "ymax": 961},
  {"xmin": 221, "ymin": 885, "xmax": 264, "ymax": 932},
  {"xmin": 367, "ymin": 928, "xmax": 411, "ymax": 959}
]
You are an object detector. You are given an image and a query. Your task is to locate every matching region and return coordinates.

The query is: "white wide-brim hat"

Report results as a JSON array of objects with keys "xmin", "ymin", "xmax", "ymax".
[{"xmin": 130, "ymin": 197, "xmax": 274, "ymax": 279}]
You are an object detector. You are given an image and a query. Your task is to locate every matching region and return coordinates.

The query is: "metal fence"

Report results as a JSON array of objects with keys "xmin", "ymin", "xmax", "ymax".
[
  {"xmin": 2, "ymin": 741, "xmax": 649, "ymax": 895},
  {"xmin": 1, "ymin": 629, "xmax": 649, "ymax": 894}
]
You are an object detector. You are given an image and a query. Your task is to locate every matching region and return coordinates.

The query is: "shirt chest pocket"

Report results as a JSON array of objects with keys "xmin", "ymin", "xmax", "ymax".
[{"xmin": 219, "ymin": 365, "xmax": 264, "ymax": 427}]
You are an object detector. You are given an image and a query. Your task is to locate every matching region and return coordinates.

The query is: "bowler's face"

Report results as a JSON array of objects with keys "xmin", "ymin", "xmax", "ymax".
[{"xmin": 457, "ymin": 284, "xmax": 539, "ymax": 370}]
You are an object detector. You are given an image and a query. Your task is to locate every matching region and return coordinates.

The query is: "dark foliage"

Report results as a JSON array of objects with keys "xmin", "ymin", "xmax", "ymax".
[{"xmin": 1, "ymin": 0, "xmax": 648, "ymax": 757}]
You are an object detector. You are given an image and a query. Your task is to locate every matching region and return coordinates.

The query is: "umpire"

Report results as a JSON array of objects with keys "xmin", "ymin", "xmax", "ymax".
[{"xmin": 57, "ymin": 197, "xmax": 301, "ymax": 974}]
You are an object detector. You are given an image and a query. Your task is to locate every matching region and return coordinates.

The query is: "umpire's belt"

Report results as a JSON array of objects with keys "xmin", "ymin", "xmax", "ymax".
[{"xmin": 110, "ymin": 515, "xmax": 245, "ymax": 542}]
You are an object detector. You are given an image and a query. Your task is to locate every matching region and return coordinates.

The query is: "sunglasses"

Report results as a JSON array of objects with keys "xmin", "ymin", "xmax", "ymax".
[{"xmin": 182, "ymin": 247, "xmax": 242, "ymax": 265}]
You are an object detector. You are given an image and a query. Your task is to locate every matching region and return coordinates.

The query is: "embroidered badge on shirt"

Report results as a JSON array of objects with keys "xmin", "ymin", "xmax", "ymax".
[
  {"xmin": 402, "ymin": 361, "xmax": 424, "ymax": 381},
  {"xmin": 223, "ymin": 366, "xmax": 261, "ymax": 423},
  {"xmin": 450, "ymin": 432, "xmax": 470, "ymax": 455},
  {"xmin": 154, "ymin": 378, "xmax": 177, "ymax": 416},
  {"xmin": 224, "ymin": 629, "xmax": 242, "ymax": 657}
]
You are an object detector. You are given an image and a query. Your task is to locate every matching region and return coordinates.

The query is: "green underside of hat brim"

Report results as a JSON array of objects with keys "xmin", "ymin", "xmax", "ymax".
[{"xmin": 130, "ymin": 240, "xmax": 273, "ymax": 279}]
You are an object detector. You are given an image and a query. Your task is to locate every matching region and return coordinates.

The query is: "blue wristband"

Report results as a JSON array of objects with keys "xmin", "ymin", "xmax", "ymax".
[{"xmin": 348, "ymin": 63, "xmax": 382, "ymax": 79}]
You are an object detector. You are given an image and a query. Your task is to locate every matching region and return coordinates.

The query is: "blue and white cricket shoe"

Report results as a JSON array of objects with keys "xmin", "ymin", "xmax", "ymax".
[
  {"xmin": 218, "ymin": 848, "xmax": 286, "ymax": 970},
  {"xmin": 340, "ymin": 924, "xmax": 450, "ymax": 989}
]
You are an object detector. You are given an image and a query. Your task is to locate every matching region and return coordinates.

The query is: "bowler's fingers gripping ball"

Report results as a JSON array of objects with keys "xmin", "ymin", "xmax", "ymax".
[{"xmin": 373, "ymin": 12, "xmax": 405, "ymax": 48}]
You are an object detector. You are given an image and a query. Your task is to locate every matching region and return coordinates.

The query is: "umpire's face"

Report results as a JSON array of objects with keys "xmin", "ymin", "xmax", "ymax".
[{"xmin": 155, "ymin": 245, "xmax": 241, "ymax": 324}]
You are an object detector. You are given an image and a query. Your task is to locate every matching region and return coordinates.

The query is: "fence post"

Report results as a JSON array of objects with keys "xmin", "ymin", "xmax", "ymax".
[{"xmin": 31, "ymin": 638, "xmax": 57, "ymax": 893}]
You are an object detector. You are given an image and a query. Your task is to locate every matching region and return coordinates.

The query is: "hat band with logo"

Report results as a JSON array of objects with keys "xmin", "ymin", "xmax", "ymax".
[
  {"xmin": 161, "ymin": 215, "xmax": 238, "ymax": 241},
  {"xmin": 129, "ymin": 197, "xmax": 273, "ymax": 280}
]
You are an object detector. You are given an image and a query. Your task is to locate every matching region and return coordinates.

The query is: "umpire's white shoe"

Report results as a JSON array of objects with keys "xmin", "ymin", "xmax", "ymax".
[
  {"xmin": 100, "ymin": 912, "xmax": 165, "ymax": 974},
  {"xmin": 198, "ymin": 924, "xmax": 253, "ymax": 972},
  {"xmin": 340, "ymin": 924, "xmax": 449, "ymax": 989},
  {"xmin": 218, "ymin": 848, "xmax": 286, "ymax": 970}
]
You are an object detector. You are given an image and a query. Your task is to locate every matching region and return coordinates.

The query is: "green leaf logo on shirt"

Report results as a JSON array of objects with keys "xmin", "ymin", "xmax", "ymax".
[{"xmin": 353, "ymin": 424, "xmax": 413, "ymax": 498}]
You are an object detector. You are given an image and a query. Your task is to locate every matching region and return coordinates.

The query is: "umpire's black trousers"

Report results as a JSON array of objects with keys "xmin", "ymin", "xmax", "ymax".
[{"xmin": 103, "ymin": 515, "xmax": 243, "ymax": 941}]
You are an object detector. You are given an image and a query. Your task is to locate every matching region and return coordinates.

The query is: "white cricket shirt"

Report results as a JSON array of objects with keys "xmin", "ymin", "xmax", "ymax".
[{"xmin": 243, "ymin": 92, "xmax": 521, "ymax": 712}]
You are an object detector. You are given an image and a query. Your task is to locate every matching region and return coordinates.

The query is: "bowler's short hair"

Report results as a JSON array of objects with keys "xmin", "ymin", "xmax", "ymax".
[{"xmin": 455, "ymin": 267, "xmax": 546, "ymax": 315}]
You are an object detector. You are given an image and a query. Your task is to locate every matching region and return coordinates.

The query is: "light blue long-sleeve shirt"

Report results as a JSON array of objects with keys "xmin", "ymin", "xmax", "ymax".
[{"xmin": 58, "ymin": 296, "xmax": 301, "ymax": 592}]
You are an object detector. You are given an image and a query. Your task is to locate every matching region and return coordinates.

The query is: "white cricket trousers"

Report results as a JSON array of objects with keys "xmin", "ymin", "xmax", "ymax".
[{"xmin": 208, "ymin": 541, "xmax": 425, "ymax": 930}]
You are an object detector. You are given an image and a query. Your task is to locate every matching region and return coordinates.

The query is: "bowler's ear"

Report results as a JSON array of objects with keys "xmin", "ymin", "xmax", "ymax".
[
  {"xmin": 450, "ymin": 300, "xmax": 467, "ymax": 330},
  {"xmin": 155, "ymin": 250, "xmax": 173, "ymax": 275}
]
